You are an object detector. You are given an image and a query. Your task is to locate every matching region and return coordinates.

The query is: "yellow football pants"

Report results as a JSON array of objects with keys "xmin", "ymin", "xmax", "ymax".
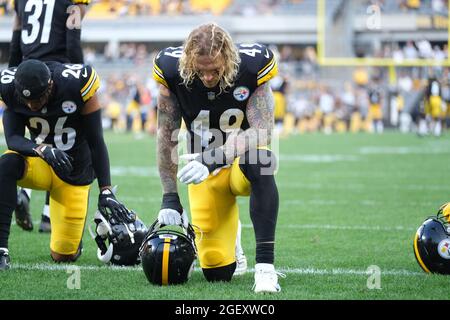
[
  {"xmin": 9, "ymin": 152, "xmax": 90, "ymax": 255},
  {"xmin": 188, "ymin": 158, "xmax": 251, "ymax": 269}
]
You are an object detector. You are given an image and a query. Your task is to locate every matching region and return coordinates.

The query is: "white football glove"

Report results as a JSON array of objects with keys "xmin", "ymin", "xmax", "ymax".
[
  {"xmin": 157, "ymin": 208, "xmax": 189, "ymax": 229},
  {"xmin": 177, "ymin": 154, "xmax": 210, "ymax": 184}
]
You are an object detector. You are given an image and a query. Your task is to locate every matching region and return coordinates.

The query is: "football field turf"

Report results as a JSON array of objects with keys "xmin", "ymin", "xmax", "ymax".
[{"xmin": 1, "ymin": 131, "xmax": 450, "ymax": 300}]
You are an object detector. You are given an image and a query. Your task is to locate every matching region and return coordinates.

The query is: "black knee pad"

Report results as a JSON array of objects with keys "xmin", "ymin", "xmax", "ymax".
[
  {"xmin": 239, "ymin": 149, "xmax": 277, "ymax": 181},
  {"xmin": 202, "ymin": 262, "xmax": 236, "ymax": 282},
  {"xmin": 0, "ymin": 153, "xmax": 25, "ymax": 180}
]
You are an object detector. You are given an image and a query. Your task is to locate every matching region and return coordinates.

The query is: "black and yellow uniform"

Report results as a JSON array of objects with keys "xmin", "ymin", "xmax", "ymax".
[
  {"xmin": 154, "ymin": 43, "xmax": 277, "ymax": 154},
  {"xmin": 1, "ymin": 62, "xmax": 99, "ymax": 185},
  {"xmin": 368, "ymin": 87, "xmax": 383, "ymax": 121},
  {"xmin": 13, "ymin": 0, "xmax": 90, "ymax": 64},
  {"xmin": 0, "ymin": 61, "xmax": 100, "ymax": 255},
  {"xmin": 153, "ymin": 43, "xmax": 278, "ymax": 270},
  {"xmin": 426, "ymin": 79, "xmax": 443, "ymax": 119}
]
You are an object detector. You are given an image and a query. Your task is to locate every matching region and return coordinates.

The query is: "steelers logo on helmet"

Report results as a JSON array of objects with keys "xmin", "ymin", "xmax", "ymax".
[
  {"xmin": 14, "ymin": 59, "xmax": 51, "ymax": 100},
  {"xmin": 233, "ymin": 86, "xmax": 250, "ymax": 101},
  {"xmin": 438, "ymin": 239, "xmax": 450, "ymax": 259}
]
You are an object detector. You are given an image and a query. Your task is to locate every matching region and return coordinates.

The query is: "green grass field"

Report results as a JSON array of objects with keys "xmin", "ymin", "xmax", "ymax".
[{"xmin": 1, "ymin": 130, "xmax": 450, "ymax": 300}]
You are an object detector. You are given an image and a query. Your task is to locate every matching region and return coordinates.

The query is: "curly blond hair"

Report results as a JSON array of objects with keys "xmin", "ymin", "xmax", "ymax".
[{"xmin": 179, "ymin": 23, "xmax": 241, "ymax": 94}]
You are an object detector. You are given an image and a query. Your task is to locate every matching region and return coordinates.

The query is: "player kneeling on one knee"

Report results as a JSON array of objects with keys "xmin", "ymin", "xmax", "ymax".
[
  {"xmin": 154, "ymin": 23, "xmax": 283, "ymax": 292},
  {"xmin": 0, "ymin": 60, "xmax": 135, "ymax": 270}
]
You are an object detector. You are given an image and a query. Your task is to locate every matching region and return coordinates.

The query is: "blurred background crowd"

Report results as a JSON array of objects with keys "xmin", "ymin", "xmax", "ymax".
[{"xmin": 0, "ymin": 0, "xmax": 449, "ymax": 137}]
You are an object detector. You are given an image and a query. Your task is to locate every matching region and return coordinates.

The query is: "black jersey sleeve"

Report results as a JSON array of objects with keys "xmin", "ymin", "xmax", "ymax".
[
  {"xmin": 152, "ymin": 46, "xmax": 183, "ymax": 90},
  {"xmin": 238, "ymin": 43, "xmax": 278, "ymax": 86},
  {"xmin": 82, "ymin": 109, "xmax": 111, "ymax": 188},
  {"xmin": 66, "ymin": 29, "xmax": 83, "ymax": 64},
  {"xmin": 79, "ymin": 65, "xmax": 100, "ymax": 102},
  {"xmin": 3, "ymin": 108, "xmax": 39, "ymax": 157},
  {"xmin": 0, "ymin": 67, "xmax": 17, "ymax": 104},
  {"xmin": 8, "ymin": 30, "xmax": 22, "ymax": 68}
]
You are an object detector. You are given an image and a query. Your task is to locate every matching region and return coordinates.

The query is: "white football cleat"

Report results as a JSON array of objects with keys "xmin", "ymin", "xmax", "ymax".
[
  {"xmin": 233, "ymin": 253, "xmax": 248, "ymax": 276},
  {"xmin": 253, "ymin": 263, "xmax": 285, "ymax": 293}
]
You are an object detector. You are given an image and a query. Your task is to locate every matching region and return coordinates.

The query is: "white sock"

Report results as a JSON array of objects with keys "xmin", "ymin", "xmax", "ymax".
[
  {"xmin": 255, "ymin": 263, "xmax": 275, "ymax": 271},
  {"xmin": 418, "ymin": 119, "xmax": 428, "ymax": 135},
  {"xmin": 235, "ymin": 220, "xmax": 244, "ymax": 257},
  {"xmin": 376, "ymin": 121, "xmax": 384, "ymax": 133},
  {"xmin": 42, "ymin": 205, "xmax": 50, "ymax": 218},
  {"xmin": 434, "ymin": 121, "xmax": 442, "ymax": 136},
  {"xmin": 0, "ymin": 248, "xmax": 9, "ymax": 254}
]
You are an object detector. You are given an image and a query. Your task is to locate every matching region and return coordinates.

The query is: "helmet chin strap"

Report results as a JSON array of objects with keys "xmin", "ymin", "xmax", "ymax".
[
  {"xmin": 89, "ymin": 210, "xmax": 115, "ymax": 264},
  {"xmin": 97, "ymin": 245, "xmax": 113, "ymax": 263},
  {"xmin": 94, "ymin": 210, "xmax": 113, "ymax": 235}
]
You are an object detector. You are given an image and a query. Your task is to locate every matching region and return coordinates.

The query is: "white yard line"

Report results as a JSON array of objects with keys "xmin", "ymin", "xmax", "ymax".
[
  {"xmin": 110, "ymin": 166, "xmax": 159, "ymax": 177},
  {"xmin": 11, "ymin": 220, "xmax": 415, "ymax": 232},
  {"xmin": 11, "ymin": 263, "xmax": 423, "ymax": 276},
  {"xmin": 279, "ymin": 155, "xmax": 360, "ymax": 162},
  {"xmin": 242, "ymin": 224, "xmax": 416, "ymax": 231},
  {"xmin": 358, "ymin": 146, "xmax": 450, "ymax": 155}
]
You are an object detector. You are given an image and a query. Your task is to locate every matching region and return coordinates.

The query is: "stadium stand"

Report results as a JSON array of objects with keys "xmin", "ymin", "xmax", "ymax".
[{"xmin": 1, "ymin": 0, "xmax": 449, "ymax": 136}]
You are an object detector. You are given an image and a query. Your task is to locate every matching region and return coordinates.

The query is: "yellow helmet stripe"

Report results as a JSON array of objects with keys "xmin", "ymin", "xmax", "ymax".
[
  {"xmin": 413, "ymin": 233, "xmax": 430, "ymax": 273},
  {"xmin": 161, "ymin": 238, "xmax": 171, "ymax": 285}
]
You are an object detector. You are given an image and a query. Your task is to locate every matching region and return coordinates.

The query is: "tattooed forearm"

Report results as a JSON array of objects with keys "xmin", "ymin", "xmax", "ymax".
[
  {"xmin": 222, "ymin": 82, "xmax": 274, "ymax": 162},
  {"xmin": 157, "ymin": 85, "xmax": 182, "ymax": 194}
]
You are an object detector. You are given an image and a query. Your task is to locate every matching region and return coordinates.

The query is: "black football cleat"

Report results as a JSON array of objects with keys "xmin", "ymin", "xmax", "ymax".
[
  {"xmin": 0, "ymin": 249, "xmax": 11, "ymax": 271},
  {"xmin": 15, "ymin": 189, "xmax": 33, "ymax": 231},
  {"xmin": 38, "ymin": 215, "xmax": 51, "ymax": 233}
]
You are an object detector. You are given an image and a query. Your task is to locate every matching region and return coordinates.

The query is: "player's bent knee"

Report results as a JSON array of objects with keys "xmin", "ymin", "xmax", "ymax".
[
  {"xmin": 0, "ymin": 153, "xmax": 25, "ymax": 180},
  {"xmin": 202, "ymin": 262, "xmax": 236, "ymax": 282},
  {"xmin": 200, "ymin": 248, "xmax": 226, "ymax": 267},
  {"xmin": 51, "ymin": 248, "xmax": 82, "ymax": 263},
  {"xmin": 239, "ymin": 149, "xmax": 277, "ymax": 180}
]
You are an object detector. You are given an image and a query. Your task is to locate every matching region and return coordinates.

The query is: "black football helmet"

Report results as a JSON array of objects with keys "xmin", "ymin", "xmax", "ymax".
[
  {"xmin": 139, "ymin": 221, "xmax": 197, "ymax": 286},
  {"xmin": 89, "ymin": 210, "xmax": 148, "ymax": 266},
  {"xmin": 414, "ymin": 205, "xmax": 450, "ymax": 274}
]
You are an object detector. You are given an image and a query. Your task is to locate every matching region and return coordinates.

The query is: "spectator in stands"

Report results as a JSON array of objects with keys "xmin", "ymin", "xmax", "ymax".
[
  {"xmin": 404, "ymin": 41, "xmax": 419, "ymax": 60},
  {"xmin": 416, "ymin": 39, "xmax": 433, "ymax": 59},
  {"xmin": 0, "ymin": 0, "xmax": 9, "ymax": 15},
  {"xmin": 319, "ymin": 86, "xmax": 335, "ymax": 134},
  {"xmin": 432, "ymin": 0, "xmax": 447, "ymax": 14}
]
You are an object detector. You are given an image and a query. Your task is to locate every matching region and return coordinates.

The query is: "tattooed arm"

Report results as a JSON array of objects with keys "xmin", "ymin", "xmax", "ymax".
[
  {"xmin": 222, "ymin": 82, "xmax": 274, "ymax": 162},
  {"xmin": 157, "ymin": 85, "xmax": 182, "ymax": 194}
]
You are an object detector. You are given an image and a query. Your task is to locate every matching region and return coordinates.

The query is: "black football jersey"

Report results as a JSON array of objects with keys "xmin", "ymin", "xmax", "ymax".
[
  {"xmin": 0, "ymin": 61, "xmax": 100, "ymax": 185},
  {"xmin": 153, "ymin": 43, "xmax": 278, "ymax": 153},
  {"xmin": 14, "ymin": 0, "xmax": 90, "ymax": 63}
]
